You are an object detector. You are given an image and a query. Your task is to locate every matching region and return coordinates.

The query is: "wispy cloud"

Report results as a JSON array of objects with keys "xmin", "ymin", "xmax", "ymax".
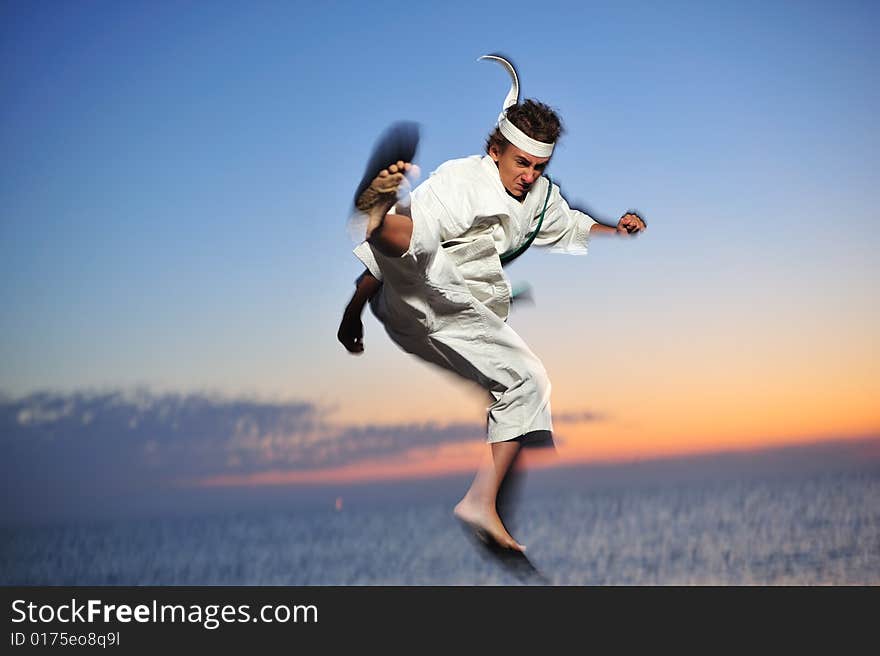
[
  {"xmin": 553, "ymin": 411, "xmax": 606, "ymax": 424},
  {"xmin": 2, "ymin": 388, "xmax": 607, "ymax": 474},
  {"xmin": 0, "ymin": 388, "xmax": 608, "ymax": 521},
  {"xmin": 2, "ymin": 389, "xmax": 320, "ymax": 478},
  {"xmin": 1, "ymin": 389, "xmax": 493, "ymax": 475}
]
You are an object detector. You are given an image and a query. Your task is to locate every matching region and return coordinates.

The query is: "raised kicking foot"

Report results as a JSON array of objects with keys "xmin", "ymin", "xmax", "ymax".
[
  {"xmin": 453, "ymin": 497, "xmax": 526, "ymax": 553},
  {"xmin": 355, "ymin": 160, "xmax": 419, "ymax": 239}
]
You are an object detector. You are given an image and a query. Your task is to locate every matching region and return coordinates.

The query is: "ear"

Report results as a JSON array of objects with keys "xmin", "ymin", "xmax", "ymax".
[{"xmin": 489, "ymin": 144, "xmax": 501, "ymax": 162}]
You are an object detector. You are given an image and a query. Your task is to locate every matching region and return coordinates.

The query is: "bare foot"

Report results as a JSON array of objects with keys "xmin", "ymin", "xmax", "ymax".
[
  {"xmin": 355, "ymin": 161, "xmax": 419, "ymax": 239},
  {"xmin": 453, "ymin": 497, "xmax": 525, "ymax": 552}
]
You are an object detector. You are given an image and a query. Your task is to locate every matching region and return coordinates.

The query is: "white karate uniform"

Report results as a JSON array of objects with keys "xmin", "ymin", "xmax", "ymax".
[{"xmin": 354, "ymin": 155, "xmax": 597, "ymax": 443}]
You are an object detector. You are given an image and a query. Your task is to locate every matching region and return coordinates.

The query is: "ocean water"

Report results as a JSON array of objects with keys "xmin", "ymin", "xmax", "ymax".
[{"xmin": 3, "ymin": 469, "xmax": 879, "ymax": 585}]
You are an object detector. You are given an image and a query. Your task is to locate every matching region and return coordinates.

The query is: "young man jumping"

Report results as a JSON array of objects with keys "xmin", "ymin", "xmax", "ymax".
[{"xmin": 338, "ymin": 55, "xmax": 646, "ymax": 552}]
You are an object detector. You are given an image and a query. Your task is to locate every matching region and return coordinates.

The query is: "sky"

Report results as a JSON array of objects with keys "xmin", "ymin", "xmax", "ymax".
[{"xmin": 1, "ymin": 0, "xmax": 878, "ymax": 522}]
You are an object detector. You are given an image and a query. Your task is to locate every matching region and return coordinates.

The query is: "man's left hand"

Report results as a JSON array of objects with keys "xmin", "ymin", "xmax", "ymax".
[{"xmin": 616, "ymin": 212, "xmax": 646, "ymax": 236}]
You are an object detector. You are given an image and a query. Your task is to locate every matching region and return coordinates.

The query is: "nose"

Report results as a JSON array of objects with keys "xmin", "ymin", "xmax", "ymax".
[{"xmin": 522, "ymin": 169, "xmax": 537, "ymax": 183}]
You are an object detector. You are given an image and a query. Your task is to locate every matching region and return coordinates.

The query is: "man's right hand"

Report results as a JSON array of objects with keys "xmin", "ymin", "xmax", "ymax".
[
  {"xmin": 616, "ymin": 212, "xmax": 646, "ymax": 236},
  {"xmin": 337, "ymin": 309, "xmax": 365, "ymax": 354}
]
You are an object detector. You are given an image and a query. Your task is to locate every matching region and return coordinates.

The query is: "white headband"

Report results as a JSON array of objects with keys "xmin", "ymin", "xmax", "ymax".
[{"xmin": 478, "ymin": 54, "xmax": 555, "ymax": 158}]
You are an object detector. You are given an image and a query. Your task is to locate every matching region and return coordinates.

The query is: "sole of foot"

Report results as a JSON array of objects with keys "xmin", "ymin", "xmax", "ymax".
[
  {"xmin": 453, "ymin": 503, "xmax": 525, "ymax": 553},
  {"xmin": 356, "ymin": 161, "xmax": 419, "ymax": 239}
]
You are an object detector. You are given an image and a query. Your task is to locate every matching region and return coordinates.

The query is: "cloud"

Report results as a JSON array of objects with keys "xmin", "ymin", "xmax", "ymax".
[
  {"xmin": 1, "ymin": 388, "xmax": 321, "ymax": 477},
  {"xmin": 0, "ymin": 388, "xmax": 489, "ymax": 519},
  {"xmin": 553, "ymin": 411, "xmax": 606, "ymax": 424},
  {"xmin": 0, "ymin": 388, "xmax": 608, "ymax": 521},
  {"xmin": 1, "ymin": 390, "xmax": 604, "ymax": 476}
]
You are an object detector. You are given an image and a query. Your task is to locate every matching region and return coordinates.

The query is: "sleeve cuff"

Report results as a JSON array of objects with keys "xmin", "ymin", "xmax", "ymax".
[
  {"xmin": 577, "ymin": 212, "xmax": 598, "ymax": 252},
  {"xmin": 548, "ymin": 210, "xmax": 596, "ymax": 255},
  {"xmin": 353, "ymin": 242, "xmax": 384, "ymax": 281}
]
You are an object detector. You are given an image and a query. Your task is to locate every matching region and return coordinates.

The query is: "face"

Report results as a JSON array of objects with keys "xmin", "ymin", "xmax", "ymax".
[{"xmin": 490, "ymin": 143, "xmax": 550, "ymax": 199}]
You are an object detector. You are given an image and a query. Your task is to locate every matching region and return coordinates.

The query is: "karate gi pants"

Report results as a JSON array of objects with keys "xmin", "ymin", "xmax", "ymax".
[{"xmin": 362, "ymin": 211, "xmax": 554, "ymax": 444}]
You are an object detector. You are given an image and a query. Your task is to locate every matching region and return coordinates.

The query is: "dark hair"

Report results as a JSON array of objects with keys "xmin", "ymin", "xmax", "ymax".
[{"xmin": 485, "ymin": 98, "xmax": 564, "ymax": 155}]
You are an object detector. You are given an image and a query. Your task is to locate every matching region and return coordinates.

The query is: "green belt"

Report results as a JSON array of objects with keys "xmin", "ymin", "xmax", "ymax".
[{"xmin": 499, "ymin": 175, "xmax": 552, "ymax": 266}]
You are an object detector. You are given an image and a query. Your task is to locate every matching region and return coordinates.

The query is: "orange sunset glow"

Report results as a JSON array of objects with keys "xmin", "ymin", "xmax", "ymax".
[{"xmin": 189, "ymin": 368, "xmax": 879, "ymax": 488}]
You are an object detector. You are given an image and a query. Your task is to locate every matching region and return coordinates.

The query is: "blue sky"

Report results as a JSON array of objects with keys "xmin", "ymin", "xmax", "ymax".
[
  {"xmin": 2, "ymin": 1, "xmax": 877, "ymax": 400},
  {"xmin": 1, "ymin": 1, "xmax": 878, "ymax": 521}
]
